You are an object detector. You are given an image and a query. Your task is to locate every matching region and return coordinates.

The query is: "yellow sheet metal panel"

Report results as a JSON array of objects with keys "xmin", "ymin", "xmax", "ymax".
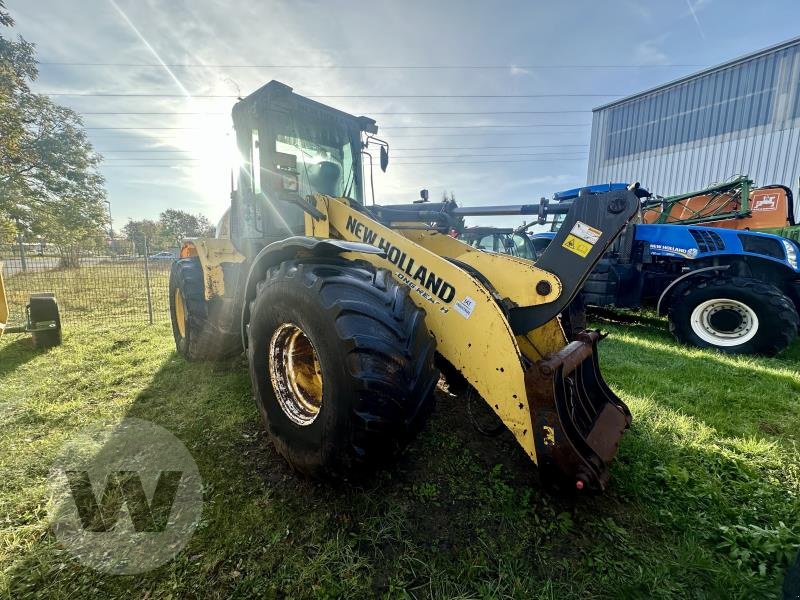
[
  {"xmin": 188, "ymin": 238, "xmax": 246, "ymax": 300},
  {"xmin": 399, "ymin": 229, "xmax": 577, "ymax": 360},
  {"xmin": 400, "ymin": 229, "xmax": 562, "ymax": 307},
  {"xmin": 311, "ymin": 196, "xmax": 539, "ymax": 462}
]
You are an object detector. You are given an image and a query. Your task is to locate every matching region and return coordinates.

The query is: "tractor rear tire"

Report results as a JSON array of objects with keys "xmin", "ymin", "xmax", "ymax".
[
  {"xmin": 169, "ymin": 258, "xmax": 241, "ymax": 362},
  {"xmin": 668, "ymin": 276, "xmax": 799, "ymax": 356},
  {"xmin": 29, "ymin": 294, "xmax": 62, "ymax": 349},
  {"xmin": 247, "ymin": 258, "xmax": 438, "ymax": 479},
  {"xmin": 560, "ymin": 293, "xmax": 587, "ymax": 341}
]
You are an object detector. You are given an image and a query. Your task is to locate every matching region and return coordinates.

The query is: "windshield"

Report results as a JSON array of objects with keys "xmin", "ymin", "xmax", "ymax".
[
  {"xmin": 274, "ymin": 115, "xmax": 361, "ymax": 203},
  {"xmin": 465, "ymin": 233, "xmax": 535, "ymax": 260}
]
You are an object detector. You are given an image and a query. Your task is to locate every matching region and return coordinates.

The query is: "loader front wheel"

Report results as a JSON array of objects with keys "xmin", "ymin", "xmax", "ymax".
[
  {"xmin": 668, "ymin": 276, "xmax": 799, "ymax": 356},
  {"xmin": 247, "ymin": 258, "xmax": 438, "ymax": 479},
  {"xmin": 169, "ymin": 258, "xmax": 241, "ymax": 361}
]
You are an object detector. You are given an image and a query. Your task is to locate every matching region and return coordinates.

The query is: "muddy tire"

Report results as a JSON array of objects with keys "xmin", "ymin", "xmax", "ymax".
[
  {"xmin": 29, "ymin": 294, "xmax": 62, "ymax": 349},
  {"xmin": 668, "ymin": 276, "xmax": 799, "ymax": 356},
  {"xmin": 247, "ymin": 258, "xmax": 438, "ymax": 479},
  {"xmin": 169, "ymin": 258, "xmax": 241, "ymax": 361}
]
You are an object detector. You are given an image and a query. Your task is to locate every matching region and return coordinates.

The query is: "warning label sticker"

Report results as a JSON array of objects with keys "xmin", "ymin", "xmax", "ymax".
[
  {"xmin": 569, "ymin": 221, "xmax": 602, "ymax": 244},
  {"xmin": 562, "ymin": 234, "xmax": 592, "ymax": 257},
  {"xmin": 454, "ymin": 296, "xmax": 476, "ymax": 319}
]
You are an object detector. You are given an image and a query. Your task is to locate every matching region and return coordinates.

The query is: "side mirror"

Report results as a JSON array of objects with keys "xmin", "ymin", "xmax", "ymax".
[
  {"xmin": 420, "ymin": 189, "xmax": 429, "ymax": 202},
  {"xmin": 380, "ymin": 146, "xmax": 389, "ymax": 172}
]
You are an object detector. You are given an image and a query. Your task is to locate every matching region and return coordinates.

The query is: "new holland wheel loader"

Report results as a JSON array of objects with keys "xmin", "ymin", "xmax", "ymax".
[{"xmin": 169, "ymin": 80, "xmax": 643, "ymax": 491}]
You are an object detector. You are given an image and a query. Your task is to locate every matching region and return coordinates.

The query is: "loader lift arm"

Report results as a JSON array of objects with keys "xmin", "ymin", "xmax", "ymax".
[{"xmin": 301, "ymin": 189, "xmax": 638, "ymax": 491}]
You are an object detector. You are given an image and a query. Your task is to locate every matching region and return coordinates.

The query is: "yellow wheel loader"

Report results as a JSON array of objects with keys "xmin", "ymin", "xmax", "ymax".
[
  {"xmin": 0, "ymin": 262, "xmax": 62, "ymax": 349},
  {"xmin": 170, "ymin": 81, "xmax": 641, "ymax": 491}
]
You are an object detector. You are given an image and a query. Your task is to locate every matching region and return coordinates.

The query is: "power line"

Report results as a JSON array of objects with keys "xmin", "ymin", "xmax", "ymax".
[
  {"xmin": 81, "ymin": 111, "xmax": 226, "ymax": 115},
  {"xmin": 392, "ymin": 158, "xmax": 589, "ymax": 164},
  {"xmin": 376, "ymin": 131, "xmax": 588, "ymax": 137},
  {"xmin": 94, "ymin": 149, "xmax": 195, "ymax": 152},
  {"xmin": 84, "ymin": 131, "xmax": 588, "ymax": 140},
  {"xmin": 94, "ymin": 144, "xmax": 589, "ymax": 152},
  {"xmin": 43, "ymin": 91, "xmax": 622, "ymax": 98},
  {"xmin": 78, "ymin": 110, "xmax": 590, "ymax": 115},
  {"xmin": 100, "ymin": 152, "xmax": 588, "ymax": 161},
  {"xmin": 85, "ymin": 127, "xmax": 212, "ymax": 130},
  {"xmin": 39, "ymin": 61, "xmax": 705, "ymax": 69},
  {"xmin": 98, "ymin": 155, "xmax": 589, "ymax": 168},
  {"xmin": 394, "ymin": 143, "xmax": 588, "ymax": 150},
  {"xmin": 380, "ymin": 124, "xmax": 591, "ymax": 129},
  {"xmin": 83, "ymin": 123, "xmax": 591, "ymax": 131}
]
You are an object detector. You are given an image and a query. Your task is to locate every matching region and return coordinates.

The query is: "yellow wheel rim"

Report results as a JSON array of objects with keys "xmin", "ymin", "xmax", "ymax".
[
  {"xmin": 174, "ymin": 288, "xmax": 187, "ymax": 338},
  {"xmin": 268, "ymin": 323, "xmax": 324, "ymax": 426}
]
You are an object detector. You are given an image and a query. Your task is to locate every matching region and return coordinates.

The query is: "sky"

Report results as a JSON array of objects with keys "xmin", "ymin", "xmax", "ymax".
[{"xmin": 5, "ymin": 0, "xmax": 800, "ymax": 229}]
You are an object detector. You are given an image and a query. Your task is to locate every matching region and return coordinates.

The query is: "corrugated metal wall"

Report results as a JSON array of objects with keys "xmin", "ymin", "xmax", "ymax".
[{"xmin": 587, "ymin": 38, "xmax": 800, "ymax": 215}]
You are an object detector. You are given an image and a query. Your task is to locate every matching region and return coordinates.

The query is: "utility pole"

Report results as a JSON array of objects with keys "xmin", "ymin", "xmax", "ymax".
[
  {"xmin": 104, "ymin": 199, "xmax": 115, "ymax": 254},
  {"xmin": 14, "ymin": 216, "xmax": 27, "ymax": 272}
]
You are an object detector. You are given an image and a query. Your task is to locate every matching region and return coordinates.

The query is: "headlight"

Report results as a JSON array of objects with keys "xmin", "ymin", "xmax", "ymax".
[{"xmin": 782, "ymin": 239, "xmax": 798, "ymax": 269}]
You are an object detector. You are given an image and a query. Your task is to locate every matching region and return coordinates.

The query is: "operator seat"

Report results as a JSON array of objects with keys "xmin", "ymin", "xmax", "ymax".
[{"xmin": 307, "ymin": 161, "xmax": 342, "ymax": 196}]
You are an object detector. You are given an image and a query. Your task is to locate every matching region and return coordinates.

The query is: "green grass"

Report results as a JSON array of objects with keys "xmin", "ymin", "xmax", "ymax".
[{"xmin": 1, "ymin": 298, "xmax": 799, "ymax": 597}]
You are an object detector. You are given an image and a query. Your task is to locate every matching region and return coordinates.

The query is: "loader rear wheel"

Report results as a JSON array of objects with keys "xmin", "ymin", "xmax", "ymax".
[
  {"xmin": 247, "ymin": 258, "xmax": 438, "ymax": 479},
  {"xmin": 668, "ymin": 276, "xmax": 798, "ymax": 356},
  {"xmin": 169, "ymin": 258, "xmax": 241, "ymax": 361}
]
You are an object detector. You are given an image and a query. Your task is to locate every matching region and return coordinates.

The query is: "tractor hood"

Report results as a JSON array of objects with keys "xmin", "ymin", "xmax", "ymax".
[{"xmin": 635, "ymin": 224, "xmax": 800, "ymax": 272}]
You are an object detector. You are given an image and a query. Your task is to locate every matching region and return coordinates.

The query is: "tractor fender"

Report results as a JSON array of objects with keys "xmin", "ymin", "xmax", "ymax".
[
  {"xmin": 656, "ymin": 265, "xmax": 730, "ymax": 315},
  {"xmin": 240, "ymin": 236, "xmax": 384, "ymax": 348}
]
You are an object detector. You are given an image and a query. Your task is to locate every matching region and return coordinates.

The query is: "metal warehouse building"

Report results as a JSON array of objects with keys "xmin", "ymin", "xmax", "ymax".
[{"xmin": 587, "ymin": 36, "xmax": 800, "ymax": 212}]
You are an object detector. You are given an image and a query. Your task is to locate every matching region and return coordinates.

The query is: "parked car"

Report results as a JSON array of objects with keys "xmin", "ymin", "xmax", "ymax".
[{"xmin": 148, "ymin": 251, "xmax": 178, "ymax": 261}]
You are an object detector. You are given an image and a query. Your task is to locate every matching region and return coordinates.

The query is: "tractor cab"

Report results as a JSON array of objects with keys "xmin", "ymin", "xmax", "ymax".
[{"xmin": 230, "ymin": 81, "xmax": 383, "ymax": 258}]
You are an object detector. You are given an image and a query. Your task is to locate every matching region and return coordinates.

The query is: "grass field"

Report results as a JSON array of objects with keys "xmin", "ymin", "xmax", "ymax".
[{"xmin": 1, "ymin": 273, "xmax": 800, "ymax": 598}]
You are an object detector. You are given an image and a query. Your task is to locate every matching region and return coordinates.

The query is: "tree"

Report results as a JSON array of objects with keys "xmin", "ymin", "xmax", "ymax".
[
  {"xmin": 0, "ymin": 2, "xmax": 107, "ymax": 266},
  {"xmin": 0, "ymin": 214, "xmax": 14, "ymax": 244},
  {"xmin": 158, "ymin": 209, "xmax": 214, "ymax": 246},
  {"xmin": 122, "ymin": 219, "xmax": 165, "ymax": 255}
]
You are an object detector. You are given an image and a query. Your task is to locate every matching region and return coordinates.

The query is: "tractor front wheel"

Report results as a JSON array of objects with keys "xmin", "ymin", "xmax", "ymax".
[
  {"xmin": 247, "ymin": 258, "xmax": 438, "ymax": 479},
  {"xmin": 668, "ymin": 276, "xmax": 799, "ymax": 356}
]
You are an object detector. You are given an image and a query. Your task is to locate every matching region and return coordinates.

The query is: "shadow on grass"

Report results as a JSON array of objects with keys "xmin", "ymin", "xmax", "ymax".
[
  {"xmin": 0, "ymin": 336, "xmax": 42, "ymax": 377},
  {"xmin": 5, "ymin": 338, "xmax": 795, "ymax": 598}
]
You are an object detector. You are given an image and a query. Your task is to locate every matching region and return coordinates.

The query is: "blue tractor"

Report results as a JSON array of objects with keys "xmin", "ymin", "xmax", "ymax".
[{"xmin": 527, "ymin": 184, "xmax": 800, "ymax": 355}]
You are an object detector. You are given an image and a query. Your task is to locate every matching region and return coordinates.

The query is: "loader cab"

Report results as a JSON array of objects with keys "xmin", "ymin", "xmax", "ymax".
[{"xmin": 230, "ymin": 81, "xmax": 378, "ymax": 259}]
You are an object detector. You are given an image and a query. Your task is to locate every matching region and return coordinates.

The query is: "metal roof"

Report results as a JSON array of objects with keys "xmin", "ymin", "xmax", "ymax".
[{"xmin": 593, "ymin": 35, "xmax": 800, "ymax": 112}]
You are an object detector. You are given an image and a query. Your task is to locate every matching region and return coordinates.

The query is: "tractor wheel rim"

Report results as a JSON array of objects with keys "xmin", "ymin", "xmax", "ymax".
[
  {"xmin": 175, "ymin": 288, "xmax": 187, "ymax": 338},
  {"xmin": 269, "ymin": 323, "xmax": 324, "ymax": 426},
  {"xmin": 690, "ymin": 298, "xmax": 759, "ymax": 347}
]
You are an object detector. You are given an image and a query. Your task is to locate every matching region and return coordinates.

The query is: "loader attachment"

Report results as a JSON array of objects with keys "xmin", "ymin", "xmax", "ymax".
[{"xmin": 525, "ymin": 330, "xmax": 631, "ymax": 491}]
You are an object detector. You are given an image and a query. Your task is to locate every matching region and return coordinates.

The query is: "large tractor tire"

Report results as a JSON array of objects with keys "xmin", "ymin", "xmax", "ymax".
[
  {"xmin": 169, "ymin": 258, "xmax": 241, "ymax": 361},
  {"xmin": 247, "ymin": 258, "xmax": 438, "ymax": 479},
  {"xmin": 29, "ymin": 294, "xmax": 62, "ymax": 349},
  {"xmin": 668, "ymin": 276, "xmax": 799, "ymax": 356},
  {"xmin": 560, "ymin": 292, "xmax": 587, "ymax": 341}
]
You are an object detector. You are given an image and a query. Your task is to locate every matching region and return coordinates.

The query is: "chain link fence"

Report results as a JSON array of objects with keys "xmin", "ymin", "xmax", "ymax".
[{"xmin": 1, "ymin": 236, "xmax": 176, "ymax": 327}]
